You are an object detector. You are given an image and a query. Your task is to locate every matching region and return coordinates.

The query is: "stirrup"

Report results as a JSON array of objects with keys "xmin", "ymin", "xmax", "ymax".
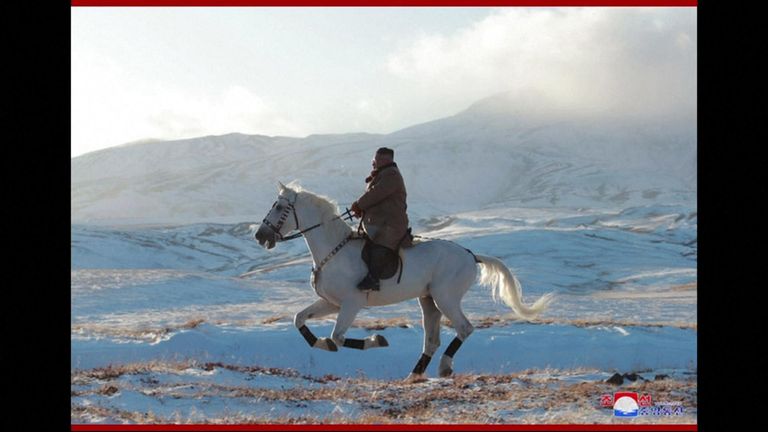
[{"xmin": 357, "ymin": 274, "xmax": 380, "ymax": 291}]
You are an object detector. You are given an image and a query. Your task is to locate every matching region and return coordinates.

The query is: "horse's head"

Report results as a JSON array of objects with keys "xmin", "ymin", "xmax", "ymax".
[{"xmin": 255, "ymin": 181, "xmax": 300, "ymax": 250}]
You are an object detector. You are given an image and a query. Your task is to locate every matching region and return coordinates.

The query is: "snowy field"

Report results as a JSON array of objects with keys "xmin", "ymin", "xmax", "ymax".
[{"xmin": 71, "ymin": 203, "xmax": 697, "ymax": 424}]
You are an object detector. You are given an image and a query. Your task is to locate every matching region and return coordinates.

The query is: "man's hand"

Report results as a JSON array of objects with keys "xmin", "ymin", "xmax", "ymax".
[{"xmin": 351, "ymin": 202, "xmax": 363, "ymax": 218}]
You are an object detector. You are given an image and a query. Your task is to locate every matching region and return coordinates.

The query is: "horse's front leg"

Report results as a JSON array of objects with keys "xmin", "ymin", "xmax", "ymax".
[
  {"xmin": 294, "ymin": 298, "xmax": 340, "ymax": 352},
  {"xmin": 331, "ymin": 297, "xmax": 389, "ymax": 350}
]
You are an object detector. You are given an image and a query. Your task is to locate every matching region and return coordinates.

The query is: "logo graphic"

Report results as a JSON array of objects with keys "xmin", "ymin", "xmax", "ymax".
[
  {"xmin": 600, "ymin": 394, "xmax": 614, "ymax": 408},
  {"xmin": 600, "ymin": 392, "xmax": 684, "ymax": 417},
  {"xmin": 613, "ymin": 392, "xmax": 639, "ymax": 417}
]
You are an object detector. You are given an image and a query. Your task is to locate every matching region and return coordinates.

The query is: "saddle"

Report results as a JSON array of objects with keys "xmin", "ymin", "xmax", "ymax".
[{"xmin": 361, "ymin": 228, "xmax": 414, "ymax": 283}]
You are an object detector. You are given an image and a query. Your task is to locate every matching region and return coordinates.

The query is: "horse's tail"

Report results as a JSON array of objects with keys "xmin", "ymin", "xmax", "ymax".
[{"xmin": 475, "ymin": 254, "xmax": 554, "ymax": 320}]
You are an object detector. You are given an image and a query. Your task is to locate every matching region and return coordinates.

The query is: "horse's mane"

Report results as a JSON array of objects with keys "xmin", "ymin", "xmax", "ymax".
[{"xmin": 285, "ymin": 182, "xmax": 352, "ymax": 238}]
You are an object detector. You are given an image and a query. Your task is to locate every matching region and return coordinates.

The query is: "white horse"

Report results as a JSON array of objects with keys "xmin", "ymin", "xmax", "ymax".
[{"xmin": 254, "ymin": 182, "xmax": 553, "ymax": 381}]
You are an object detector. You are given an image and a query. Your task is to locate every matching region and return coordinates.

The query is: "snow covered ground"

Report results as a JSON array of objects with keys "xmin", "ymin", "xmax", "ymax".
[
  {"xmin": 71, "ymin": 92, "xmax": 695, "ymax": 424},
  {"xmin": 71, "ymin": 203, "xmax": 696, "ymax": 424}
]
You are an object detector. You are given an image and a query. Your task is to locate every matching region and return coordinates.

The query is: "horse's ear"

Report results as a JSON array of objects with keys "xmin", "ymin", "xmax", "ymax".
[{"xmin": 277, "ymin": 181, "xmax": 286, "ymax": 193}]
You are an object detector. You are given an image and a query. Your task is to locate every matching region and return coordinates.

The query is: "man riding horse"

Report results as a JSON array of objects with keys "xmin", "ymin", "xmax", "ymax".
[
  {"xmin": 350, "ymin": 147, "xmax": 413, "ymax": 291},
  {"xmin": 253, "ymin": 160, "xmax": 553, "ymax": 378}
]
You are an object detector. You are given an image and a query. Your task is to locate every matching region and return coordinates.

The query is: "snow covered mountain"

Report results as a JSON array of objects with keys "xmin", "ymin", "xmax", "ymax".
[{"xmin": 71, "ymin": 92, "xmax": 696, "ymax": 225}]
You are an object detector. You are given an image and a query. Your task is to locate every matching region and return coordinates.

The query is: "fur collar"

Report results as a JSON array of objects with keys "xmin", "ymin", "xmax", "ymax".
[{"xmin": 365, "ymin": 162, "xmax": 397, "ymax": 183}]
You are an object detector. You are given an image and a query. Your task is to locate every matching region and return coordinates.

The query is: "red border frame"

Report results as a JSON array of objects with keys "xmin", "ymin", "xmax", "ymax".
[
  {"xmin": 71, "ymin": 426, "xmax": 698, "ymax": 431},
  {"xmin": 71, "ymin": 1, "xmax": 698, "ymax": 7},
  {"xmin": 69, "ymin": 1, "xmax": 698, "ymax": 430}
]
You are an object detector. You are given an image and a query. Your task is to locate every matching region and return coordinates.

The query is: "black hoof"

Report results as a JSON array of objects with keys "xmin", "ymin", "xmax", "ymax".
[
  {"xmin": 439, "ymin": 368, "xmax": 453, "ymax": 378},
  {"xmin": 375, "ymin": 334, "xmax": 389, "ymax": 347},
  {"xmin": 326, "ymin": 339, "xmax": 338, "ymax": 352}
]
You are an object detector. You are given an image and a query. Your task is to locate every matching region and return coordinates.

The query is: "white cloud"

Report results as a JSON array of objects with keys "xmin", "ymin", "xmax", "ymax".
[
  {"xmin": 71, "ymin": 47, "xmax": 306, "ymax": 157},
  {"xmin": 71, "ymin": 8, "xmax": 696, "ymax": 158},
  {"xmin": 352, "ymin": 98, "xmax": 394, "ymax": 131},
  {"xmin": 386, "ymin": 8, "xmax": 696, "ymax": 120},
  {"xmin": 144, "ymin": 85, "xmax": 306, "ymax": 140}
]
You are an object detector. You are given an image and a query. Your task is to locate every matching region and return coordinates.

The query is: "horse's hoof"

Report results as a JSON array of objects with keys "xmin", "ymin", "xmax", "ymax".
[
  {"xmin": 439, "ymin": 368, "xmax": 453, "ymax": 378},
  {"xmin": 326, "ymin": 339, "xmax": 338, "ymax": 352},
  {"xmin": 375, "ymin": 334, "xmax": 389, "ymax": 347},
  {"xmin": 404, "ymin": 372, "xmax": 427, "ymax": 383}
]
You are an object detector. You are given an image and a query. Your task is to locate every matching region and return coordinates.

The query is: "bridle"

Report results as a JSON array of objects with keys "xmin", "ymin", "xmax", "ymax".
[
  {"xmin": 260, "ymin": 194, "xmax": 355, "ymax": 242},
  {"xmin": 260, "ymin": 196, "xmax": 300, "ymax": 241}
]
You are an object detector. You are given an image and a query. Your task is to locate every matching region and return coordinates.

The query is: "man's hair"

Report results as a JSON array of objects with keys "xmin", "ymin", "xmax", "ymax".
[{"xmin": 376, "ymin": 147, "xmax": 394, "ymax": 158}]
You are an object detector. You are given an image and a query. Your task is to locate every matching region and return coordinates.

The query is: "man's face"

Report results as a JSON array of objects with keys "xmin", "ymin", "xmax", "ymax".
[{"xmin": 372, "ymin": 153, "xmax": 390, "ymax": 169}]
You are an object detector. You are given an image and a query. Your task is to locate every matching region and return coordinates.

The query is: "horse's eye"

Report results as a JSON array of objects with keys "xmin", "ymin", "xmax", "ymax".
[{"xmin": 276, "ymin": 205, "xmax": 284, "ymax": 211}]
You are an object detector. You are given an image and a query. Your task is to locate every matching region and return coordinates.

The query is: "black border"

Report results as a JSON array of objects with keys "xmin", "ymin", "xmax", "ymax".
[
  {"xmin": 56, "ymin": 2, "xmax": 715, "ymax": 431},
  {"xmin": 13, "ymin": 1, "xmax": 72, "ymax": 430}
]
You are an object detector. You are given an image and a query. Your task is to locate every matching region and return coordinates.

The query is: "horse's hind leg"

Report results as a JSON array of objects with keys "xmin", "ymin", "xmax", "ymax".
[
  {"xmin": 294, "ymin": 299, "xmax": 340, "ymax": 352},
  {"xmin": 431, "ymin": 294, "xmax": 474, "ymax": 378},
  {"xmin": 406, "ymin": 295, "xmax": 442, "ymax": 382}
]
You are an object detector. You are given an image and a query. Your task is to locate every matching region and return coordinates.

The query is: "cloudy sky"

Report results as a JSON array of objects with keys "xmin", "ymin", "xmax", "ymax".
[{"xmin": 71, "ymin": 7, "xmax": 696, "ymax": 158}]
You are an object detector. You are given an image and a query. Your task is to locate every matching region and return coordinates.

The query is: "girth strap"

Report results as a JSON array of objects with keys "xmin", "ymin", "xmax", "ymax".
[{"xmin": 311, "ymin": 233, "xmax": 364, "ymax": 284}]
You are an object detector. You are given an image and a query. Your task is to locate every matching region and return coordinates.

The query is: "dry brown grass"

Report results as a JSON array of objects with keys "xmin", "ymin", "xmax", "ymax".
[
  {"xmin": 74, "ymin": 360, "xmax": 195, "ymax": 380},
  {"xmin": 72, "ymin": 362, "xmax": 697, "ymax": 425},
  {"xmin": 671, "ymin": 282, "xmax": 697, "ymax": 292},
  {"xmin": 72, "ymin": 359, "xmax": 341, "ymax": 388},
  {"xmin": 261, "ymin": 314, "xmax": 287, "ymax": 325},
  {"xmin": 72, "ymin": 309, "xmax": 696, "ymax": 345},
  {"xmin": 72, "ymin": 317, "xmax": 207, "ymax": 342},
  {"xmin": 440, "ymin": 316, "xmax": 697, "ymax": 331},
  {"xmin": 253, "ymin": 315, "xmax": 414, "ymax": 330},
  {"xmin": 72, "ymin": 404, "xmax": 166, "ymax": 424},
  {"xmin": 353, "ymin": 317, "xmax": 413, "ymax": 330}
]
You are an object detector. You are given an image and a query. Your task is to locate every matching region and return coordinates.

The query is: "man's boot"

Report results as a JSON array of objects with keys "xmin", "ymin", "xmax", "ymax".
[
  {"xmin": 357, "ymin": 272, "xmax": 380, "ymax": 291},
  {"xmin": 358, "ymin": 244, "xmax": 392, "ymax": 291}
]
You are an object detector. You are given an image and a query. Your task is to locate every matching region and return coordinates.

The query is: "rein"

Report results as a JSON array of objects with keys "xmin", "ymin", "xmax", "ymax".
[
  {"xmin": 261, "ymin": 196, "xmax": 356, "ymax": 242},
  {"xmin": 260, "ymin": 195, "xmax": 362, "ymax": 287}
]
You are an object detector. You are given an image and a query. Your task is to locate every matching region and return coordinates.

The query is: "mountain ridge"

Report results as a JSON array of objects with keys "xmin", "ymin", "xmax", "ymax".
[{"xmin": 72, "ymin": 92, "xmax": 696, "ymax": 225}]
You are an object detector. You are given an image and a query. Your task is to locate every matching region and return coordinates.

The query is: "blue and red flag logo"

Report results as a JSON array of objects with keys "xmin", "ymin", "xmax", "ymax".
[{"xmin": 612, "ymin": 391, "xmax": 640, "ymax": 417}]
